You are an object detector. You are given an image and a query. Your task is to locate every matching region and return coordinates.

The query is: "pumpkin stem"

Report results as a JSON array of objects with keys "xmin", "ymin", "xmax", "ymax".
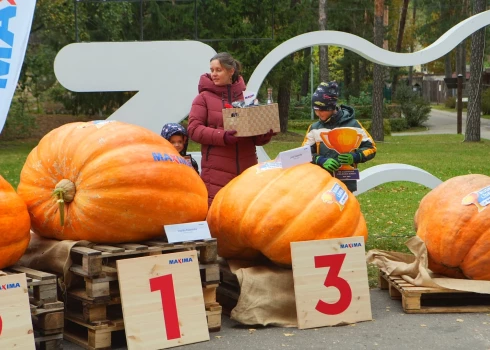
[{"xmin": 53, "ymin": 179, "xmax": 76, "ymax": 226}]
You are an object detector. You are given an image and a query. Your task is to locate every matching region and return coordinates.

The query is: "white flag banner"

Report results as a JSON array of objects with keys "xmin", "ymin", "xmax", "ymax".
[{"xmin": 0, "ymin": 0, "xmax": 36, "ymax": 134}]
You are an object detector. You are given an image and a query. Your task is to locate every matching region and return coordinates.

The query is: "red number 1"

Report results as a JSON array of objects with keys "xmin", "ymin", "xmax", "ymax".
[
  {"xmin": 314, "ymin": 253, "xmax": 352, "ymax": 315},
  {"xmin": 149, "ymin": 274, "xmax": 181, "ymax": 340}
]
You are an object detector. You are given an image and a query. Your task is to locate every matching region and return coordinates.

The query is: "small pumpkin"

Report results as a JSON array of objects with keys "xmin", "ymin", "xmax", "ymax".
[
  {"xmin": 415, "ymin": 174, "xmax": 490, "ymax": 280},
  {"xmin": 207, "ymin": 162, "xmax": 368, "ymax": 265},
  {"xmin": 17, "ymin": 120, "xmax": 208, "ymax": 243},
  {"xmin": 0, "ymin": 175, "xmax": 31, "ymax": 269}
]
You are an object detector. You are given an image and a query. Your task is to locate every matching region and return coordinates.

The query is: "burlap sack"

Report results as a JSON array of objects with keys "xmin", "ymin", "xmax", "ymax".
[
  {"xmin": 227, "ymin": 259, "xmax": 297, "ymax": 327},
  {"xmin": 222, "ymin": 103, "xmax": 280, "ymax": 137},
  {"xmin": 366, "ymin": 236, "xmax": 490, "ymax": 294},
  {"xmin": 19, "ymin": 232, "xmax": 90, "ymax": 293}
]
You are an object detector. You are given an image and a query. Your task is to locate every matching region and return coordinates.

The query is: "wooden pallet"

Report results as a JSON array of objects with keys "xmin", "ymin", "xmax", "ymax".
[
  {"xmin": 63, "ymin": 239, "xmax": 222, "ymax": 348},
  {"xmin": 2, "ymin": 266, "xmax": 64, "ymax": 350},
  {"xmin": 69, "ymin": 238, "xmax": 218, "ymax": 278},
  {"xmin": 216, "ymin": 260, "xmax": 240, "ymax": 316},
  {"xmin": 379, "ymin": 269, "xmax": 490, "ymax": 314},
  {"xmin": 63, "ymin": 315, "xmax": 125, "ymax": 350}
]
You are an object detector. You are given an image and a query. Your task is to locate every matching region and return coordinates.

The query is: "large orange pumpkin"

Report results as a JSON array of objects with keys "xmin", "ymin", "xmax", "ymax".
[
  {"xmin": 207, "ymin": 162, "xmax": 368, "ymax": 265},
  {"xmin": 17, "ymin": 120, "xmax": 208, "ymax": 243},
  {"xmin": 415, "ymin": 174, "xmax": 490, "ymax": 280},
  {"xmin": 0, "ymin": 175, "xmax": 31, "ymax": 269}
]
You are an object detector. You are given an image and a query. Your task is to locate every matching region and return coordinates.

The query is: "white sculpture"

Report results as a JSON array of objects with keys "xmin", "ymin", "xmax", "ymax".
[{"xmin": 354, "ymin": 163, "xmax": 443, "ymax": 196}]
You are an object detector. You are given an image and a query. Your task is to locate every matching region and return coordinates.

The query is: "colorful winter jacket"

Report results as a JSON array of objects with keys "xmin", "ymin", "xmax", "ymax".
[
  {"xmin": 302, "ymin": 104, "xmax": 376, "ymax": 192},
  {"xmin": 188, "ymin": 73, "xmax": 272, "ymax": 206},
  {"xmin": 160, "ymin": 123, "xmax": 199, "ymax": 174}
]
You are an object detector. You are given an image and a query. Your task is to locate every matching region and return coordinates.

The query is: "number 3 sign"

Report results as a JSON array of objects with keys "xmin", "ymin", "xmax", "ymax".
[
  {"xmin": 117, "ymin": 251, "xmax": 209, "ymax": 349},
  {"xmin": 291, "ymin": 237, "xmax": 372, "ymax": 329}
]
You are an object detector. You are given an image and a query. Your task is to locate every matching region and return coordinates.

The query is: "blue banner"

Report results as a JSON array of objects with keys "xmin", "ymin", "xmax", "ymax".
[{"xmin": 0, "ymin": 0, "xmax": 36, "ymax": 134}]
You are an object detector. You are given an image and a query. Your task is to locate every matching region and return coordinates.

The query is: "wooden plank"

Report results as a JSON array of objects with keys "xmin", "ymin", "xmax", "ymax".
[
  {"xmin": 206, "ymin": 307, "xmax": 222, "ymax": 332},
  {"xmin": 291, "ymin": 238, "xmax": 372, "ymax": 329},
  {"xmin": 71, "ymin": 246, "xmax": 102, "ymax": 256},
  {"xmin": 34, "ymin": 283, "xmax": 58, "ymax": 303},
  {"xmin": 68, "ymin": 288, "xmax": 112, "ymax": 304},
  {"xmin": 117, "ymin": 251, "xmax": 209, "ymax": 349},
  {"xmin": 113, "ymin": 243, "xmax": 149, "ymax": 251},
  {"xmin": 65, "ymin": 314, "xmax": 125, "ymax": 331},
  {"xmin": 32, "ymin": 311, "xmax": 65, "ymax": 331},
  {"xmin": 91, "ymin": 245, "xmax": 125, "ymax": 253},
  {"xmin": 10, "ymin": 265, "xmax": 56, "ymax": 281}
]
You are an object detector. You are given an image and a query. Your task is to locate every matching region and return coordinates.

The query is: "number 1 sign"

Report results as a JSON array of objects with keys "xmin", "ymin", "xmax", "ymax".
[
  {"xmin": 291, "ymin": 237, "xmax": 372, "ymax": 329},
  {"xmin": 0, "ymin": 273, "xmax": 35, "ymax": 349},
  {"xmin": 117, "ymin": 251, "xmax": 209, "ymax": 349}
]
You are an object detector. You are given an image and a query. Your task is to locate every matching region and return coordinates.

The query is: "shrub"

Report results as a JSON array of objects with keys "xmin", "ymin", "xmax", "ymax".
[
  {"xmin": 359, "ymin": 119, "xmax": 391, "ymax": 136},
  {"xmin": 288, "ymin": 119, "xmax": 315, "ymax": 130},
  {"xmin": 395, "ymin": 85, "xmax": 431, "ymax": 127},
  {"xmin": 350, "ymin": 92, "xmax": 373, "ymax": 119},
  {"xmin": 389, "ymin": 118, "xmax": 409, "ymax": 132},
  {"xmin": 0, "ymin": 100, "xmax": 37, "ymax": 140},
  {"xmin": 445, "ymin": 97, "xmax": 456, "ymax": 109},
  {"xmin": 481, "ymin": 89, "xmax": 490, "ymax": 115}
]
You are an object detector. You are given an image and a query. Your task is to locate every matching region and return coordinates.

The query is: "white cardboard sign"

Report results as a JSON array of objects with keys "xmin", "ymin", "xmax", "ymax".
[
  {"xmin": 291, "ymin": 236, "xmax": 372, "ymax": 329},
  {"xmin": 0, "ymin": 273, "xmax": 35, "ymax": 349},
  {"xmin": 117, "ymin": 251, "xmax": 209, "ymax": 349},
  {"xmin": 164, "ymin": 221, "xmax": 212, "ymax": 243},
  {"xmin": 277, "ymin": 146, "xmax": 312, "ymax": 169}
]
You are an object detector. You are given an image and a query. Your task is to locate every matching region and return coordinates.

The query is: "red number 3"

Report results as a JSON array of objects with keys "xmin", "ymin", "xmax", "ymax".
[{"xmin": 314, "ymin": 253, "xmax": 352, "ymax": 315}]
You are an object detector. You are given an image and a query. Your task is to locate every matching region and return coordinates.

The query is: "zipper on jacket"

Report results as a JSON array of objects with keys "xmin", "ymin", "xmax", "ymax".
[
  {"xmin": 236, "ymin": 143, "xmax": 240, "ymax": 174},
  {"xmin": 227, "ymin": 85, "xmax": 232, "ymax": 104},
  {"xmin": 206, "ymin": 145, "xmax": 213, "ymax": 161}
]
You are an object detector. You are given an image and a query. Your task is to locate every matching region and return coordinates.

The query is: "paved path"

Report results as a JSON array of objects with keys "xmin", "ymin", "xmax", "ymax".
[
  {"xmin": 394, "ymin": 108, "xmax": 490, "ymax": 140},
  {"xmin": 63, "ymin": 289, "xmax": 490, "ymax": 350}
]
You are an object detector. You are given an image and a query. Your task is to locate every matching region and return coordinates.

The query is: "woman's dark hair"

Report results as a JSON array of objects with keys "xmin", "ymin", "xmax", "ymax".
[{"xmin": 210, "ymin": 52, "xmax": 242, "ymax": 83}]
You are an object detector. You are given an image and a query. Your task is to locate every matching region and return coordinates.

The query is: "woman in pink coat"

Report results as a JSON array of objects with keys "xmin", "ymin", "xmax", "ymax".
[{"xmin": 188, "ymin": 52, "xmax": 274, "ymax": 206}]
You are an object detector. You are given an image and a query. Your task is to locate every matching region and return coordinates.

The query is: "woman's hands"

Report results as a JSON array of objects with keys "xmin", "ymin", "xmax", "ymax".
[{"xmin": 224, "ymin": 130, "xmax": 239, "ymax": 145}]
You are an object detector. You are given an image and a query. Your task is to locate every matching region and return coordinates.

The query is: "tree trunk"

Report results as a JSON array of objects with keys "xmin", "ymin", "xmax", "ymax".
[
  {"xmin": 408, "ymin": 0, "xmax": 416, "ymax": 87},
  {"xmin": 343, "ymin": 51, "xmax": 352, "ymax": 101},
  {"xmin": 444, "ymin": 54, "xmax": 452, "ymax": 78},
  {"xmin": 461, "ymin": 40, "xmax": 466, "ymax": 79},
  {"xmin": 392, "ymin": 0, "xmax": 410, "ymax": 98},
  {"xmin": 372, "ymin": 0, "xmax": 385, "ymax": 141},
  {"xmin": 353, "ymin": 57, "xmax": 360, "ymax": 97},
  {"xmin": 301, "ymin": 48, "xmax": 311, "ymax": 96},
  {"xmin": 277, "ymin": 77, "xmax": 291, "ymax": 133},
  {"xmin": 456, "ymin": 43, "xmax": 462, "ymax": 75},
  {"xmin": 465, "ymin": 0, "xmax": 485, "ymax": 142},
  {"xmin": 319, "ymin": 0, "xmax": 329, "ymax": 83}
]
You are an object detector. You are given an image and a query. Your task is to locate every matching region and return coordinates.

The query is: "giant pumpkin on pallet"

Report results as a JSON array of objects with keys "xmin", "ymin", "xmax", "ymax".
[
  {"xmin": 415, "ymin": 174, "xmax": 490, "ymax": 280},
  {"xmin": 0, "ymin": 175, "xmax": 31, "ymax": 269},
  {"xmin": 17, "ymin": 120, "xmax": 208, "ymax": 243},
  {"xmin": 207, "ymin": 162, "xmax": 368, "ymax": 265}
]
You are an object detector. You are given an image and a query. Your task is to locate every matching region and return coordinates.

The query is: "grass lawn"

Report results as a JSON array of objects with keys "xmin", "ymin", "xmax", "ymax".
[{"xmin": 2, "ymin": 132, "xmax": 490, "ymax": 287}]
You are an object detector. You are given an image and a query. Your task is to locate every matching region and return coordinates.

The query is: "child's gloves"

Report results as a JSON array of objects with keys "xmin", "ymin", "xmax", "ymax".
[
  {"xmin": 224, "ymin": 130, "xmax": 239, "ymax": 145},
  {"xmin": 338, "ymin": 152, "xmax": 361, "ymax": 165},
  {"xmin": 315, "ymin": 156, "xmax": 340, "ymax": 172}
]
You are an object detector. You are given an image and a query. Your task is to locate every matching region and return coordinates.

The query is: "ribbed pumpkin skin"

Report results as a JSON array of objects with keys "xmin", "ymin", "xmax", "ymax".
[
  {"xmin": 415, "ymin": 174, "xmax": 490, "ymax": 280},
  {"xmin": 17, "ymin": 121, "xmax": 208, "ymax": 243},
  {"xmin": 0, "ymin": 176, "xmax": 31, "ymax": 269},
  {"xmin": 207, "ymin": 163, "xmax": 368, "ymax": 265}
]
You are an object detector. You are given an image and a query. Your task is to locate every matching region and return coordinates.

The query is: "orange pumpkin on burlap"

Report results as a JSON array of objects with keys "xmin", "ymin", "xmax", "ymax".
[
  {"xmin": 415, "ymin": 174, "xmax": 490, "ymax": 280},
  {"xmin": 207, "ymin": 162, "xmax": 368, "ymax": 265},
  {"xmin": 0, "ymin": 175, "xmax": 31, "ymax": 269},
  {"xmin": 17, "ymin": 121, "xmax": 208, "ymax": 243}
]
